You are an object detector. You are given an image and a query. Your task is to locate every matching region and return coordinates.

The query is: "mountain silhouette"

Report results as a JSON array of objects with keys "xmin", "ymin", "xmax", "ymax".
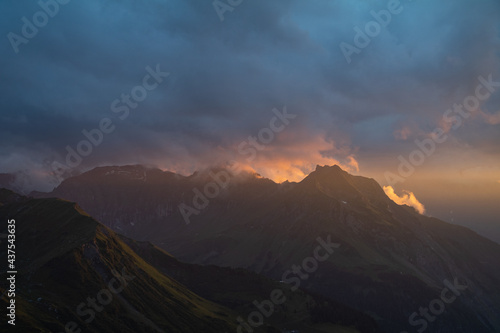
[{"xmin": 32, "ymin": 164, "xmax": 500, "ymax": 332}]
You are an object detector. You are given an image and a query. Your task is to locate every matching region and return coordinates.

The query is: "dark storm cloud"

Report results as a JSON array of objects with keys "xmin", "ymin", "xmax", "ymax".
[{"xmin": 0, "ymin": 0, "xmax": 499, "ymax": 190}]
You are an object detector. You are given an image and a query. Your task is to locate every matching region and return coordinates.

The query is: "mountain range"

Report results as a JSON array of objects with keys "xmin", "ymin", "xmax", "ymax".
[
  {"xmin": 0, "ymin": 188, "xmax": 382, "ymax": 332},
  {"xmin": 24, "ymin": 164, "xmax": 500, "ymax": 332}
]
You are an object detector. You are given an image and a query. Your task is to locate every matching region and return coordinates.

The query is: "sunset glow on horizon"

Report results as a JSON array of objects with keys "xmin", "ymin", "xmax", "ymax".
[{"xmin": 0, "ymin": 0, "xmax": 499, "ymax": 240}]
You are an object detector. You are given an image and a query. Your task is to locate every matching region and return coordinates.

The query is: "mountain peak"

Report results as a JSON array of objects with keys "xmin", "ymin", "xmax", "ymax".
[
  {"xmin": 315, "ymin": 164, "xmax": 343, "ymax": 172},
  {"xmin": 308, "ymin": 164, "xmax": 351, "ymax": 183},
  {"xmin": 298, "ymin": 164, "xmax": 392, "ymax": 210},
  {"xmin": 314, "ymin": 164, "xmax": 346, "ymax": 177},
  {"xmin": 300, "ymin": 164, "xmax": 359, "ymax": 198}
]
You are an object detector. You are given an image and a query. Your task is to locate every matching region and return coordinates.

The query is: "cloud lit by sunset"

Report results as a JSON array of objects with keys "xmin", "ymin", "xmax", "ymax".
[
  {"xmin": 0, "ymin": 0, "xmax": 498, "ymax": 239},
  {"xmin": 383, "ymin": 186, "xmax": 426, "ymax": 214}
]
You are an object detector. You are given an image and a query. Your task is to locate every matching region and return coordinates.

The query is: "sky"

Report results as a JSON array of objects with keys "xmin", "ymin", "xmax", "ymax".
[{"xmin": 1, "ymin": 0, "xmax": 499, "ymax": 241}]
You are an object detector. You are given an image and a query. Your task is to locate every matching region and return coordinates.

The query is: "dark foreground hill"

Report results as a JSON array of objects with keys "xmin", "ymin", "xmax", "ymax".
[
  {"xmin": 0, "ymin": 189, "xmax": 380, "ymax": 333},
  {"xmin": 34, "ymin": 164, "xmax": 500, "ymax": 332}
]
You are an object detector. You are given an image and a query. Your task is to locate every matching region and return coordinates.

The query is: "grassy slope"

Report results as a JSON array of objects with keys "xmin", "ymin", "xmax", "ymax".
[{"xmin": 0, "ymin": 195, "xmax": 236, "ymax": 332}]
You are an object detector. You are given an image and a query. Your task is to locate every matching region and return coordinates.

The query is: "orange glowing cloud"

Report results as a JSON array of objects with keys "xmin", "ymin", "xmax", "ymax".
[
  {"xmin": 175, "ymin": 124, "xmax": 358, "ymax": 184},
  {"xmin": 235, "ymin": 155, "xmax": 344, "ymax": 183},
  {"xmin": 383, "ymin": 185, "xmax": 426, "ymax": 214},
  {"xmin": 155, "ymin": 126, "xmax": 360, "ymax": 184},
  {"xmin": 233, "ymin": 134, "xmax": 360, "ymax": 183},
  {"xmin": 346, "ymin": 155, "xmax": 359, "ymax": 172}
]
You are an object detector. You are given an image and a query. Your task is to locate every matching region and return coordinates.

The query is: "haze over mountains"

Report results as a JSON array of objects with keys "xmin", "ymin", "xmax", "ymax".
[{"xmin": 28, "ymin": 164, "xmax": 500, "ymax": 332}]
